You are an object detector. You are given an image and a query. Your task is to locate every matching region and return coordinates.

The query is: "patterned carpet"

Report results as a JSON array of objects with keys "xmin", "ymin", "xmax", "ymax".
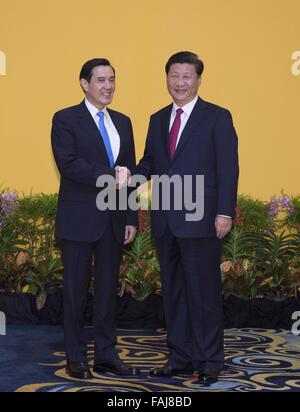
[{"xmin": 1, "ymin": 326, "xmax": 300, "ymax": 392}]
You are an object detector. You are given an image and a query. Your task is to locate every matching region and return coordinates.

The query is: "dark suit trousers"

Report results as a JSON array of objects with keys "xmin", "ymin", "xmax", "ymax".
[
  {"xmin": 155, "ymin": 226, "xmax": 224, "ymax": 372},
  {"xmin": 61, "ymin": 220, "xmax": 122, "ymax": 363}
]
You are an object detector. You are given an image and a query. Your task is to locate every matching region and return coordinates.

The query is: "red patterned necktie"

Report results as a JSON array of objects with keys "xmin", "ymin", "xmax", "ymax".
[{"xmin": 168, "ymin": 108, "xmax": 183, "ymax": 159}]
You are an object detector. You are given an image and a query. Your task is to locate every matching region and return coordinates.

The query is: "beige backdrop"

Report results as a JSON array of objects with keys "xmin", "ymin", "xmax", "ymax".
[{"xmin": 0, "ymin": 0, "xmax": 299, "ymax": 199}]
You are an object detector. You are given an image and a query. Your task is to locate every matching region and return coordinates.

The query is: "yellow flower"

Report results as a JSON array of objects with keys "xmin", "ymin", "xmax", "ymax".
[{"xmin": 242, "ymin": 259, "xmax": 251, "ymax": 271}]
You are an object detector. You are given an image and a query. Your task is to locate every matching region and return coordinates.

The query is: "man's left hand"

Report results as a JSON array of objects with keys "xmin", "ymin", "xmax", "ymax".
[
  {"xmin": 215, "ymin": 216, "xmax": 232, "ymax": 239},
  {"xmin": 124, "ymin": 225, "xmax": 137, "ymax": 245},
  {"xmin": 115, "ymin": 166, "xmax": 131, "ymax": 189}
]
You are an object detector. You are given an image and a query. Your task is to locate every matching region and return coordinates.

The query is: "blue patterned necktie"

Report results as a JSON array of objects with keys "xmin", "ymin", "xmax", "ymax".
[{"xmin": 96, "ymin": 111, "xmax": 115, "ymax": 167}]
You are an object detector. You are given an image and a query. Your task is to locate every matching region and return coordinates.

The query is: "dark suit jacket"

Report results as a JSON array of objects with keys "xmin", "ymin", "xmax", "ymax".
[
  {"xmin": 51, "ymin": 100, "xmax": 137, "ymax": 242},
  {"xmin": 136, "ymin": 97, "xmax": 239, "ymax": 238}
]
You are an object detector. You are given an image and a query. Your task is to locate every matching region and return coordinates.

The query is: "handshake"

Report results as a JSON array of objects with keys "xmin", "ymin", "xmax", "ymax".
[{"xmin": 115, "ymin": 166, "xmax": 132, "ymax": 189}]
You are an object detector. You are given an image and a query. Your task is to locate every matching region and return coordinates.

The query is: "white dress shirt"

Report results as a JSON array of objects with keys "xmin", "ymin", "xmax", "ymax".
[
  {"xmin": 169, "ymin": 95, "xmax": 231, "ymax": 220},
  {"xmin": 85, "ymin": 98, "xmax": 120, "ymax": 163},
  {"xmin": 169, "ymin": 95, "xmax": 198, "ymax": 148}
]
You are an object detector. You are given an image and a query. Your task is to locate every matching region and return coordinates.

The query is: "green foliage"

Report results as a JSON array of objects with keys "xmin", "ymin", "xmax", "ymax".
[
  {"xmin": 222, "ymin": 229, "xmax": 300, "ymax": 299},
  {"xmin": 236, "ymin": 194, "xmax": 270, "ymax": 233},
  {"xmin": 125, "ymin": 256, "xmax": 160, "ymax": 301},
  {"xmin": 252, "ymin": 230, "xmax": 298, "ymax": 298},
  {"xmin": 124, "ymin": 229, "xmax": 155, "ymax": 262},
  {"xmin": 13, "ymin": 193, "xmax": 59, "ymax": 262},
  {"xmin": 0, "ymin": 251, "xmax": 30, "ymax": 293},
  {"xmin": 25, "ymin": 257, "xmax": 63, "ymax": 309},
  {"xmin": 0, "ymin": 191, "xmax": 62, "ymax": 303},
  {"xmin": 120, "ymin": 218, "xmax": 161, "ymax": 301},
  {"xmin": 223, "ymin": 227, "xmax": 253, "ymax": 262},
  {"xmin": 0, "ymin": 225, "xmax": 27, "ymax": 259},
  {"xmin": 285, "ymin": 195, "xmax": 300, "ymax": 230},
  {"xmin": 221, "ymin": 192, "xmax": 300, "ymax": 299},
  {"xmin": 0, "ymin": 190, "xmax": 300, "ymax": 301},
  {"xmin": 221, "ymin": 259, "xmax": 261, "ymax": 299}
]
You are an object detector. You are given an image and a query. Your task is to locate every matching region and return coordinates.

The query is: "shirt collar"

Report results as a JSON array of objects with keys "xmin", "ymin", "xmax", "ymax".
[
  {"xmin": 172, "ymin": 95, "xmax": 199, "ymax": 116},
  {"xmin": 84, "ymin": 97, "xmax": 108, "ymax": 118}
]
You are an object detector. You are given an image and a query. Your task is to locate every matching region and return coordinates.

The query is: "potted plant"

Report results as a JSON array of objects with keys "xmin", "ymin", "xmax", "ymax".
[{"xmin": 221, "ymin": 193, "xmax": 300, "ymax": 328}]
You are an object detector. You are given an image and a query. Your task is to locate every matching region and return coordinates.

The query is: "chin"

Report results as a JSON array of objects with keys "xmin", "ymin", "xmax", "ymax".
[
  {"xmin": 175, "ymin": 94, "xmax": 188, "ymax": 101},
  {"xmin": 101, "ymin": 100, "xmax": 112, "ymax": 106}
]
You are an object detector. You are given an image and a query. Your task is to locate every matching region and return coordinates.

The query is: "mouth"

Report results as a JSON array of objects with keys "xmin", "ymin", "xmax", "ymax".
[{"xmin": 175, "ymin": 89, "xmax": 188, "ymax": 95}]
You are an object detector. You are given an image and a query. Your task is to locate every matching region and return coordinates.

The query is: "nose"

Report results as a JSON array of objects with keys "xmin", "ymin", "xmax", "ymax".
[
  {"xmin": 104, "ymin": 80, "xmax": 112, "ymax": 89},
  {"xmin": 175, "ymin": 77, "xmax": 185, "ymax": 86}
]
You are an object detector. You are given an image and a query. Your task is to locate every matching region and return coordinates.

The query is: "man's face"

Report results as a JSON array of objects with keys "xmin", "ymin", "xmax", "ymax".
[
  {"xmin": 80, "ymin": 65, "xmax": 115, "ymax": 109},
  {"xmin": 166, "ymin": 63, "xmax": 201, "ymax": 107}
]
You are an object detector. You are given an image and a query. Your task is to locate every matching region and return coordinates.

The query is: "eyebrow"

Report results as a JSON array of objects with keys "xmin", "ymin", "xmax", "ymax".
[
  {"xmin": 170, "ymin": 71, "xmax": 192, "ymax": 74},
  {"xmin": 170, "ymin": 73, "xmax": 192, "ymax": 76},
  {"xmin": 96, "ymin": 76, "xmax": 116, "ymax": 80}
]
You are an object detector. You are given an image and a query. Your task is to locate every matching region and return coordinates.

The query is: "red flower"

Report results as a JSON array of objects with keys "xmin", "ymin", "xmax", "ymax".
[
  {"xmin": 233, "ymin": 207, "xmax": 246, "ymax": 226},
  {"xmin": 138, "ymin": 209, "xmax": 150, "ymax": 231}
]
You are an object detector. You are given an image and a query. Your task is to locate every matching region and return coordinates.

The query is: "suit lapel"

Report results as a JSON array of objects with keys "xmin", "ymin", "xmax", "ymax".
[
  {"xmin": 76, "ymin": 101, "xmax": 125, "ymax": 166},
  {"xmin": 107, "ymin": 108, "xmax": 125, "ymax": 165},
  {"xmin": 160, "ymin": 104, "xmax": 173, "ymax": 161},
  {"xmin": 77, "ymin": 101, "xmax": 110, "ymax": 161},
  {"xmin": 171, "ymin": 97, "xmax": 207, "ymax": 163}
]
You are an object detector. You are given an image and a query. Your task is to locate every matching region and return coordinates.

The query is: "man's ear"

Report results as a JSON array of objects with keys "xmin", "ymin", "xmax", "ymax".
[
  {"xmin": 80, "ymin": 78, "xmax": 88, "ymax": 92},
  {"xmin": 198, "ymin": 75, "xmax": 202, "ymax": 87}
]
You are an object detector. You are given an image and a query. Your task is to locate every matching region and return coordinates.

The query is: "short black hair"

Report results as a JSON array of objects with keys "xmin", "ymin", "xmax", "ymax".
[
  {"xmin": 165, "ymin": 51, "xmax": 204, "ymax": 77},
  {"xmin": 79, "ymin": 58, "xmax": 115, "ymax": 82}
]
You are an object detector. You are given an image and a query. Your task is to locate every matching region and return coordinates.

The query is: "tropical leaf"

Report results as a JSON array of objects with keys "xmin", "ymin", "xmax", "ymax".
[
  {"xmin": 36, "ymin": 290, "xmax": 47, "ymax": 310},
  {"xmin": 223, "ymin": 227, "xmax": 253, "ymax": 262},
  {"xmin": 124, "ymin": 230, "xmax": 155, "ymax": 260}
]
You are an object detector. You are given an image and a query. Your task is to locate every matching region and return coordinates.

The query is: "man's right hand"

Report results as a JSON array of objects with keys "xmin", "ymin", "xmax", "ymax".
[{"xmin": 115, "ymin": 166, "xmax": 131, "ymax": 189}]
